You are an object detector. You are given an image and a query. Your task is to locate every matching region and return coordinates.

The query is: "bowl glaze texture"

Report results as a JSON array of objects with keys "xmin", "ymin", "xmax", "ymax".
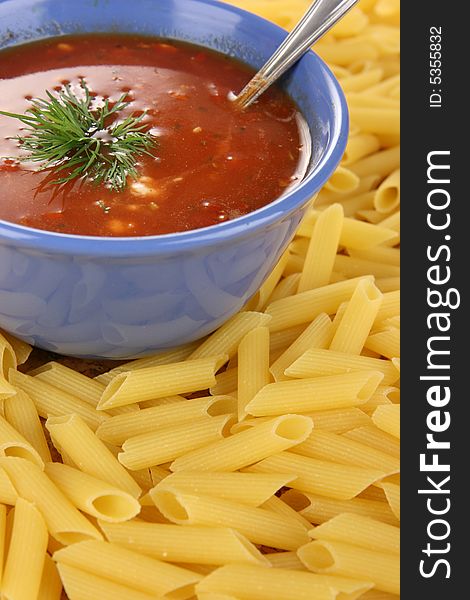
[{"xmin": 0, "ymin": 0, "xmax": 348, "ymax": 358}]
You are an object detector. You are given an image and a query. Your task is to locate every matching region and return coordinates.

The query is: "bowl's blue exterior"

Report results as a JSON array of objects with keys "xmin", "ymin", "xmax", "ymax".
[{"xmin": 0, "ymin": 0, "xmax": 348, "ymax": 359}]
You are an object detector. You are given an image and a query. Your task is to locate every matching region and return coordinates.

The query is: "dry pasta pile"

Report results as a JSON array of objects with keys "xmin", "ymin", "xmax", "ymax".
[{"xmin": 0, "ymin": 0, "xmax": 399, "ymax": 598}]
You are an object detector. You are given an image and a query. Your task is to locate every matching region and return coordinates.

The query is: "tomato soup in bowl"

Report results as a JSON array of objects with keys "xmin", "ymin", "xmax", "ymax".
[{"xmin": 0, "ymin": 0, "xmax": 348, "ymax": 358}]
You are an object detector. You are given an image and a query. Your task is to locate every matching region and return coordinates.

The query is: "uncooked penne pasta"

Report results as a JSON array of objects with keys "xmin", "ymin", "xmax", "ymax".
[
  {"xmin": 119, "ymin": 414, "xmax": 233, "ymax": 470},
  {"xmin": 0, "ymin": 467, "xmax": 17, "ymax": 505},
  {"xmin": 281, "ymin": 489, "xmax": 399, "ymax": 527},
  {"xmin": 153, "ymin": 489, "xmax": 310, "ymax": 551},
  {"xmin": 372, "ymin": 405, "xmax": 400, "ymax": 439},
  {"xmin": 245, "ymin": 371, "xmax": 383, "ymax": 416},
  {"xmin": 210, "ymin": 368, "xmax": 238, "ymax": 395},
  {"xmin": 297, "ymin": 204, "xmax": 344, "ymax": 292},
  {"xmin": 53, "ymin": 540, "xmax": 201, "ymax": 598},
  {"xmin": 0, "ymin": 333, "xmax": 16, "ymax": 379},
  {"xmin": 37, "ymin": 554, "xmax": 63, "ymax": 600},
  {"xmin": 267, "ymin": 551, "xmax": 306, "ymax": 571},
  {"xmin": 46, "ymin": 414, "xmax": 141, "ymax": 498},
  {"xmin": 0, "ymin": 457, "xmax": 102, "ymax": 544},
  {"xmin": 265, "ymin": 276, "xmax": 374, "ymax": 332},
  {"xmin": 310, "ymin": 512, "xmax": 399, "ymax": 554},
  {"xmin": 0, "ymin": 413, "xmax": 44, "ymax": 467},
  {"xmin": 152, "ymin": 471, "xmax": 294, "ymax": 506},
  {"xmin": 246, "ymin": 452, "xmax": 384, "ymax": 500},
  {"xmin": 286, "ymin": 348, "xmax": 399, "ymax": 385},
  {"xmin": 56, "ymin": 563, "xmax": 157, "ymax": 600},
  {"xmin": 323, "ymin": 167, "xmax": 360, "ymax": 194},
  {"xmin": 261, "ymin": 495, "xmax": 312, "ymax": 532},
  {"xmin": 329, "ymin": 279, "xmax": 382, "ymax": 355},
  {"xmin": 169, "ymin": 414, "xmax": 312, "ymax": 473},
  {"xmin": 44, "ymin": 462, "xmax": 141, "ymax": 523},
  {"xmin": 343, "ymin": 425, "xmax": 400, "ymax": 459},
  {"xmin": 3, "ymin": 390, "xmax": 52, "ymax": 463},
  {"xmin": 96, "ymin": 395, "xmax": 236, "ymax": 445},
  {"xmin": 365, "ymin": 327, "xmax": 400, "ymax": 359},
  {"xmin": 306, "ymin": 407, "xmax": 371, "ymax": 434},
  {"xmin": 349, "ymin": 246, "xmax": 400, "ymax": 266},
  {"xmin": 350, "ymin": 146, "xmax": 400, "ymax": 178},
  {"xmin": 9, "ymin": 370, "xmax": 108, "ymax": 431},
  {"xmin": 196, "ymin": 564, "xmax": 336, "ymax": 600},
  {"xmin": 298, "ymin": 539, "xmax": 399, "ymax": 594},
  {"xmin": 334, "ymin": 255, "xmax": 399, "ymax": 280},
  {"xmin": 188, "ymin": 311, "xmax": 272, "ymax": 360},
  {"xmin": 0, "ymin": 376, "xmax": 16, "ymax": 401},
  {"xmin": 237, "ymin": 327, "xmax": 270, "ymax": 420},
  {"xmin": 99, "ymin": 520, "xmax": 269, "ymax": 566},
  {"xmin": 291, "ymin": 430, "xmax": 399, "ymax": 475},
  {"xmin": 98, "ymin": 355, "xmax": 227, "ymax": 409},
  {"xmin": 376, "ymin": 481, "xmax": 400, "ymax": 520},
  {"xmin": 2, "ymin": 498, "xmax": 48, "ymax": 600},
  {"xmin": 1, "ymin": 330, "xmax": 31, "ymax": 366}
]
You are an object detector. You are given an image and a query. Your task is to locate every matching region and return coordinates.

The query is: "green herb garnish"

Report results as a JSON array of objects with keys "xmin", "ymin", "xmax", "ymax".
[{"xmin": 0, "ymin": 80, "xmax": 157, "ymax": 191}]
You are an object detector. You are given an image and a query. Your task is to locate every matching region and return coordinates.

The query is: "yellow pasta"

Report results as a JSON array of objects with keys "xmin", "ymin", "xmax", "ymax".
[
  {"xmin": 339, "ymin": 70, "xmax": 384, "ymax": 95},
  {"xmin": 98, "ymin": 354, "xmax": 227, "ymax": 409},
  {"xmin": 329, "ymin": 279, "xmax": 382, "ymax": 355},
  {"xmin": 0, "ymin": 377, "xmax": 16, "ymax": 401},
  {"xmin": 376, "ymin": 481, "xmax": 400, "ymax": 521},
  {"xmin": 0, "ymin": 333, "xmax": 16, "ymax": 379},
  {"xmin": 37, "ymin": 554, "xmax": 63, "ymax": 600},
  {"xmin": 170, "ymin": 414, "xmax": 312, "ymax": 472},
  {"xmin": 297, "ymin": 203, "xmax": 344, "ymax": 292},
  {"xmin": 152, "ymin": 471, "xmax": 294, "ymax": 506},
  {"xmin": 0, "ymin": 413, "xmax": 44, "ymax": 467},
  {"xmin": 365, "ymin": 327, "xmax": 400, "ymax": 359},
  {"xmin": 306, "ymin": 407, "xmax": 371, "ymax": 434},
  {"xmin": 324, "ymin": 167, "xmax": 360, "ymax": 194},
  {"xmin": 245, "ymin": 371, "xmax": 383, "ymax": 416},
  {"xmin": 54, "ymin": 539, "xmax": 201, "ymax": 598},
  {"xmin": 372, "ymin": 405, "xmax": 400, "ymax": 439},
  {"xmin": 247, "ymin": 452, "xmax": 384, "ymax": 500},
  {"xmin": 334, "ymin": 255, "xmax": 400, "ymax": 279},
  {"xmin": 374, "ymin": 168, "xmax": 400, "ymax": 213},
  {"xmin": 0, "ymin": 331, "xmax": 31, "ymax": 367},
  {"xmin": 96, "ymin": 394, "xmax": 236, "ymax": 445},
  {"xmin": 0, "ymin": 503, "xmax": 6, "ymax": 583},
  {"xmin": 343, "ymin": 425, "xmax": 400, "ymax": 459},
  {"xmin": 291, "ymin": 430, "xmax": 399, "ymax": 476},
  {"xmin": 1, "ymin": 498, "xmax": 48, "ymax": 600},
  {"xmin": 45, "ymin": 414, "xmax": 141, "ymax": 498},
  {"xmin": 350, "ymin": 145, "xmax": 400, "ymax": 178},
  {"xmin": 298, "ymin": 539, "xmax": 399, "ymax": 594},
  {"xmin": 237, "ymin": 326, "xmax": 270, "ymax": 420},
  {"xmin": 210, "ymin": 368, "xmax": 238, "ymax": 395},
  {"xmin": 261, "ymin": 494, "xmax": 312, "ymax": 532},
  {"xmin": 0, "ymin": 467, "xmax": 17, "ymax": 506},
  {"xmin": 310, "ymin": 512, "xmax": 399, "ymax": 554},
  {"xmin": 195, "ymin": 564, "xmax": 336, "ymax": 600},
  {"xmin": 119, "ymin": 414, "xmax": 233, "ymax": 470},
  {"xmin": 8, "ymin": 370, "xmax": 108, "ymax": 431},
  {"xmin": 0, "ymin": 457, "xmax": 102, "ymax": 544},
  {"xmin": 44, "ymin": 462, "xmax": 141, "ymax": 522},
  {"xmin": 267, "ymin": 551, "xmax": 306, "ymax": 571},
  {"xmin": 100, "ymin": 520, "xmax": 269, "ymax": 566},
  {"xmin": 286, "ymin": 347, "xmax": 399, "ymax": 385},
  {"xmin": 153, "ymin": 489, "xmax": 310, "ymax": 551}
]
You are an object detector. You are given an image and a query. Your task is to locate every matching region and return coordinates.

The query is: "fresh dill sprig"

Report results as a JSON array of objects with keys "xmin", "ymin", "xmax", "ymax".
[{"xmin": 0, "ymin": 80, "xmax": 157, "ymax": 191}]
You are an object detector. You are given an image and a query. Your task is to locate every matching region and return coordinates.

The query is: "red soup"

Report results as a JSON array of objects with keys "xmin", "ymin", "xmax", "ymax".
[{"xmin": 0, "ymin": 34, "xmax": 309, "ymax": 237}]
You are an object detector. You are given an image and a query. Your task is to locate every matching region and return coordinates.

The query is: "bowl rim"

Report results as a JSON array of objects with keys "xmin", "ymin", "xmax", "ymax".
[{"xmin": 0, "ymin": 0, "xmax": 349, "ymax": 257}]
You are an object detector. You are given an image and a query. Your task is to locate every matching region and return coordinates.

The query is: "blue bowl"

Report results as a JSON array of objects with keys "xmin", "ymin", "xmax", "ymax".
[{"xmin": 0, "ymin": 0, "xmax": 348, "ymax": 359}]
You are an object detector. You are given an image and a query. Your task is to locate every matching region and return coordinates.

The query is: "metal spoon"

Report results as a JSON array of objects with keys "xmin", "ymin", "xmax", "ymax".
[{"xmin": 233, "ymin": 0, "xmax": 359, "ymax": 109}]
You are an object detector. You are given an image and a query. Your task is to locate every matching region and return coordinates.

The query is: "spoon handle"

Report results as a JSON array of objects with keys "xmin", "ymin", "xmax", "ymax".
[{"xmin": 234, "ymin": 0, "xmax": 359, "ymax": 109}]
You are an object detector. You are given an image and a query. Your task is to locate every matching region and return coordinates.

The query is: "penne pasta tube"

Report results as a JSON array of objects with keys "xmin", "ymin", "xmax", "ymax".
[
  {"xmin": 298, "ymin": 539, "xmax": 399, "ymax": 594},
  {"xmin": 44, "ymin": 462, "xmax": 141, "ymax": 523},
  {"xmin": 315, "ymin": 39, "xmax": 378, "ymax": 66},
  {"xmin": 329, "ymin": 280, "xmax": 382, "ymax": 355},
  {"xmin": 45, "ymin": 414, "xmax": 141, "ymax": 498},
  {"xmin": 153, "ymin": 490, "xmax": 310, "ymax": 551},
  {"xmin": 297, "ymin": 204, "xmax": 344, "ymax": 292},
  {"xmin": 332, "ymin": 6, "xmax": 369, "ymax": 37},
  {"xmin": 339, "ymin": 69, "xmax": 383, "ymax": 94},
  {"xmin": 245, "ymin": 371, "xmax": 383, "ymax": 416},
  {"xmin": 188, "ymin": 312, "xmax": 272, "ymax": 360},
  {"xmin": 334, "ymin": 255, "xmax": 400, "ymax": 279},
  {"xmin": 261, "ymin": 495, "xmax": 312, "ymax": 531},
  {"xmin": 2, "ymin": 498, "xmax": 48, "ymax": 600},
  {"xmin": 99, "ymin": 520, "xmax": 269, "ymax": 566},
  {"xmin": 349, "ymin": 246, "xmax": 400, "ymax": 266},
  {"xmin": 53, "ymin": 540, "xmax": 201, "ymax": 598},
  {"xmin": 246, "ymin": 452, "xmax": 385, "ymax": 499},
  {"xmin": 0, "ymin": 413, "xmax": 44, "ymax": 467},
  {"xmin": 348, "ymin": 106, "xmax": 399, "ymax": 135},
  {"xmin": 372, "ymin": 405, "xmax": 400, "ymax": 439},
  {"xmin": 56, "ymin": 563, "xmax": 157, "ymax": 600},
  {"xmin": 3, "ymin": 389, "xmax": 52, "ymax": 463},
  {"xmin": 196, "ymin": 564, "xmax": 336, "ymax": 600},
  {"xmin": 252, "ymin": 249, "xmax": 290, "ymax": 311},
  {"xmin": 38, "ymin": 553, "xmax": 63, "ymax": 600},
  {"xmin": 0, "ymin": 466, "xmax": 18, "ymax": 505},
  {"xmin": 8, "ymin": 370, "xmax": 108, "ymax": 431},
  {"xmin": 0, "ymin": 503, "xmax": 5, "ymax": 581},
  {"xmin": 359, "ymin": 592, "xmax": 400, "ymax": 600},
  {"xmin": 374, "ymin": 290, "xmax": 400, "ymax": 323},
  {"xmin": 119, "ymin": 414, "xmax": 233, "ymax": 470},
  {"xmin": 310, "ymin": 512, "xmax": 399, "ymax": 554},
  {"xmin": 96, "ymin": 395, "xmax": 236, "ymax": 445},
  {"xmin": 0, "ymin": 376, "xmax": 16, "ymax": 401},
  {"xmin": 152, "ymin": 471, "xmax": 294, "ymax": 506},
  {"xmin": 169, "ymin": 414, "xmax": 313, "ymax": 472},
  {"xmin": 267, "ymin": 551, "xmax": 306, "ymax": 571},
  {"xmin": 98, "ymin": 355, "xmax": 228, "ymax": 409},
  {"xmin": 0, "ymin": 333, "xmax": 16, "ymax": 379},
  {"xmin": 324, "ymin": 167, "xmax": 360, "ymax": 194},
  {"xmin": 286, "ymin": 348, "xmax": 399, "ymax": 385},
  {"xmin": 365, "ymin": 327, "xmax": 400, "ymax": 359},
  {"xmin": 1, "ymin": 331, "xmax": 31, "ymax": 366},
  {"xmin": 374, "ymin": 169, "xmax": 400, "ymax": 213},
  {"xmin": 270, "ymin": 313, "xmax": 333, "ymax": 382},
  {"xmin": 237, "ymin": 327, "xmax": 270, "ymax": 420},
  {"xmin": 291, "ymin": 430, "xmax": 399, "ymax": 476},
  {"xmin": 350, "ymin": 146, "xmax": 400, "ymax": 178},
  {"xmin": 265, "ymin": 276, "xmax": 374, "ymax": 332},
  {"xmin": 375, "ymin": 277, "xmax": 400, "ymax": 293},
  {"xmin": 376, "ymin": 481, "xmax": 400, "ymax": 520},
  {"xmin": 0, "ymin": 457, "xmax": 102, "ymax": 544},
  {"xmin": 266, "ymin": 273, "xmax": 301, "ymax": 304},
  {"xmin": 307, "ymin": 407, "xmax": 371, "ymax": 434},
  {"xmin": 210, "ymin": 368, "xmax": 238, "ymax": 396},
  {"xmin": 343, "ymin": 425, "xmax": 400, "ymax": 459}
]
